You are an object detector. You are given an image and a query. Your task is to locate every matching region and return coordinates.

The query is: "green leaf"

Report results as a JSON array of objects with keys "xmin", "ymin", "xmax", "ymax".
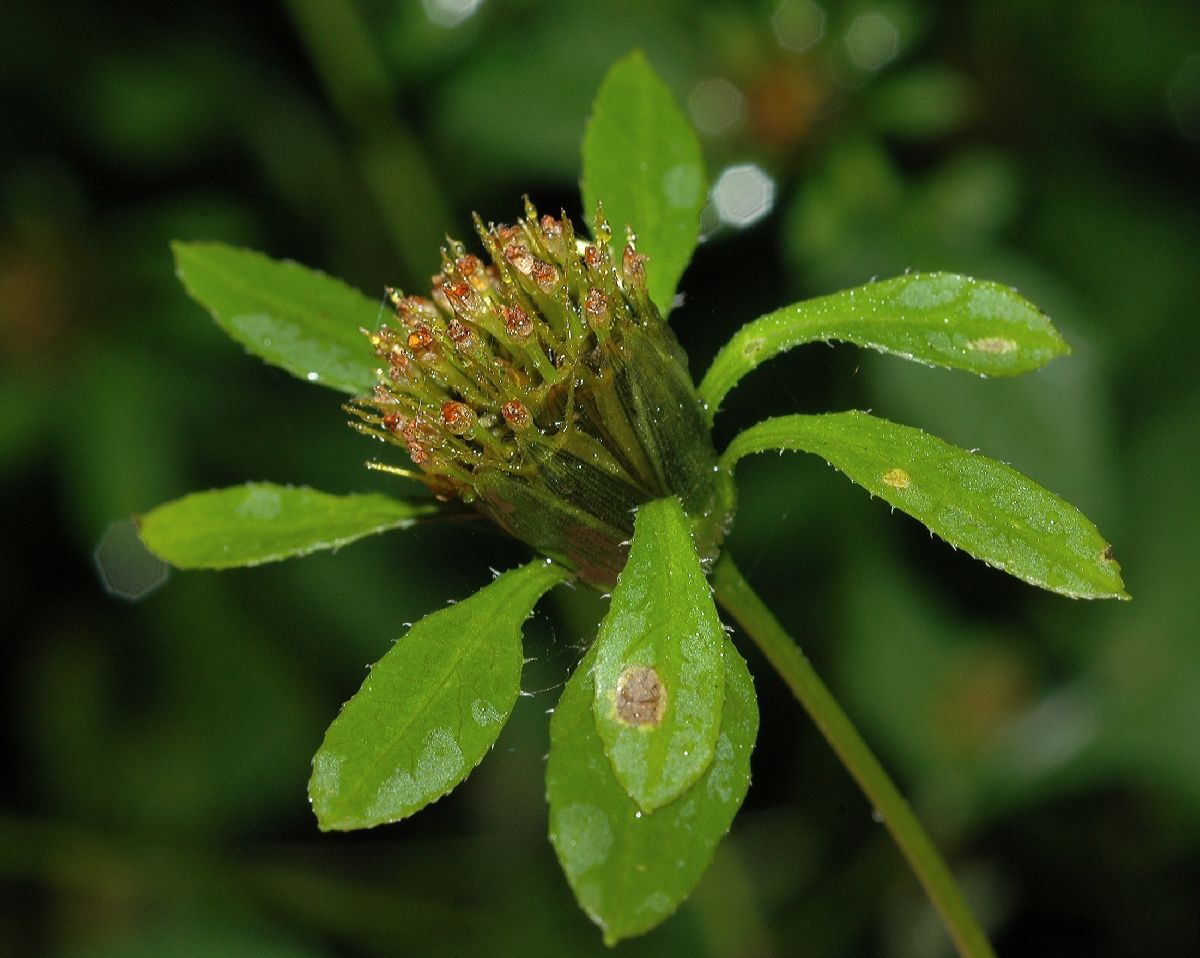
[
  {"xmin": 548, "ymin": 638, "xmax": 757, "ymax": 945},
  {"xmin": 138, "ymin": 483, "xmax": 436, "ymax": 569},
  {"xmin": 698, "ymin": 273, "xmax": 1069, "ymax": 423},
  {"xmin": 173, "ymin": 241, "xmax": 382, "ymax": 395},
  {"xmin": 582, "ymin": 51, "xmax": 706, "ymax": 316},
  {"xmin": 310, "ymin": 560, "xmax": 568, "ymax": 830},
  {"xmin": 722, "ymin": 412, "xmax": 1128, "ymax": 600},
  {"xmin": 591, "ymin": 497, "xmax": 725, "ymax": 811}
]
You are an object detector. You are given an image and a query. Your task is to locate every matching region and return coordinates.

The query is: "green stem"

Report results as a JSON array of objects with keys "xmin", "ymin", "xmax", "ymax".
[
  {"xmin": 282, "ymin": 0, "xmax": 453, "ymax": 285},
  {"xmin": 711, "ymin": 553, "xmax": 997, "ymax": 958}
]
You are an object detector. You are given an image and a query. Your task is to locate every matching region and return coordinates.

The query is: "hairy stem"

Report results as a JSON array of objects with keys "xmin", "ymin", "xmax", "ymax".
[{"xmin": 711, "ymin": 553, "xmax": 996, "ymax": 958}]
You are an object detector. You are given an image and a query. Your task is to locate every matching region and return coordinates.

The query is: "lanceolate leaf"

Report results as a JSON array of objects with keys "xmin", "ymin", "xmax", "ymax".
[
  {"xmin": 698, "ymin": 273, "xmax": 1069, "ymax": 423},
  {"xmin": 723, "ymin": 412, "xmax": 1128, "ymax": 600},
  {"xmin": 582, "ymin": 51, "xmax": 706, "ymax": 316},
  {"xmin": 591, "ymin": 497, "xmax": 725, "ymax": 811},
  {"xmin": 138, "ymin": 483, "xmax": 437, "ymax": 569},
  {"xmin": 310, "ymin": 560, "xmax": 568, "ymax": 831},
  {"xmin": 173, "ymin": 241, "xmax": 381, "ymax": 395},
  {"xmin": 548, "ymin": 639, "xmax": 757, "ymax": 945}
]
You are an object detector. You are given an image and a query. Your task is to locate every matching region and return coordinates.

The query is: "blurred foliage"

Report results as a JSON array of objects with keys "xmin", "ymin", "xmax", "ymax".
[{"xmin": 3, "ymin": 0, "xmax": 1199, "ymax": 955}]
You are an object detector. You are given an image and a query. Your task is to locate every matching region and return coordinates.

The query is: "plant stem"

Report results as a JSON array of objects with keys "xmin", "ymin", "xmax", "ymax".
[
  {"xmin": 711, "ymin": 553, "xmax": 997, "ymax": 958},
  {"xmin": 282, "ymin": 0, "xmax": 453, "ymax": 285}
]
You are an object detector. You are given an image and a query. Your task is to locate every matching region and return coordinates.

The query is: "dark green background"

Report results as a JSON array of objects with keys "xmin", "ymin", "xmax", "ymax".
[{"xmin": 4, "ymin": 1, "xmax": 1199, "ymax": 955}]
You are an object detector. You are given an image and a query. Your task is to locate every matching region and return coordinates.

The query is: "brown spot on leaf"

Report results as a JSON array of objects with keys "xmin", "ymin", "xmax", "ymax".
[
  {"xmin": 968, "ymin": 336, "xmax": 1018, "ymax": 354},
  {"xmin": 882, "ymin": 468, "xmax": 911, "ymax": 489},
  {"xmin": 742, "ymin": 335, "xmax": 766, "ymax": 359},
  {"xmin": 615, "ymin": 666, "xmax": 666, "ymax": 727},
  {"xmin": 1102, "ymin": 545, "xmax": 1115, "ymax": 562}
]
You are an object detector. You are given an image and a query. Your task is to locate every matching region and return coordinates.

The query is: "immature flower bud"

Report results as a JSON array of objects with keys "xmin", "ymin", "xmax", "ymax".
[
  {"xmin": 504, "ymin": 244, "xmax": 535, "ymax": 275},
  {"xmin": 500, "ymin": 399, "xmax": 532, "ymax": 431},
  {"xmin": 440, "ymin": 401, "xmax": 475, "ymax": 436},
  {"xmin": 584, "ymin": 288, "xmax": 611, "ymax": 332},
  {"xmin": 503, "ymin": 305, "xmax": 534, "ymax": 341},
  {"xmin": 349, "ymin": 201, "xmax": 733, "ymax": 587}
]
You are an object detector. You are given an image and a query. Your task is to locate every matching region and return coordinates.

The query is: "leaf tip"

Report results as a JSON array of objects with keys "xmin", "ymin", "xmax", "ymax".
[
  {"xmin": 614, "ymin": 47, "xmax": 649, "ymax": 71},
  {"xmin": 1099, "ymin": 544, "xmax": 1130, "ymax": 600},
  {"xmin": 169, "ymin": 238, "xmax": 211, "ymax": 272},
  {"xmin": 1046, "ymin": 329, "xmax": 1072, "ymax": 362}
]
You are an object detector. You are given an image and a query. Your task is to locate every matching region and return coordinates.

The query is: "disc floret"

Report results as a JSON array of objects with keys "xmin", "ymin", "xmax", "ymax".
[{"xmin": 350, "ymin": 201, "xmax": 731, "ymax": 587}]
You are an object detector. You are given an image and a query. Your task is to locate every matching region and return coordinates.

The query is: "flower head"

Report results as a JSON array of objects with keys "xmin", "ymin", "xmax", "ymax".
[{"xmin": 348, "ymin": 200, "xmax": 731, "ymax": 588}]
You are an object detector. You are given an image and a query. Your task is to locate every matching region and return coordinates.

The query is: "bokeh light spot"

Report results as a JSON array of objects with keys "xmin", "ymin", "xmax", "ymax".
[
  {"xmin": 94, "ymin": 518, "xmax": 169, "ymax": 601},
  {"xmin": 422, "ymin": 0, "xmax": 483, "ymax": 29},
  {"xmin": 1168, "ymin": 54, "xmax": 1200, "ymax": 142},
  {"xmin": 772, "ymin": 0, "xmax": 826, "ymax": 53},
  {"xmin": 689, "ymin": 77, "xmax": 745, "ymax": 136},
  {"xmin": 845, "ymin": 12, "xmax": 900, "ymax": 71},
  {"xmin": 711, "ymin": 164, "xmax": 776, "ymax": 228}
]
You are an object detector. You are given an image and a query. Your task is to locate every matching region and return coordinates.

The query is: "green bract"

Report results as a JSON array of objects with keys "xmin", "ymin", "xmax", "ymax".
[
  {"xmin": 722, "ymin": 412, "xmax": 1126, "ymax": 600},
  {"xmin": 139, "ymin": 50, "xmax": 1126, "ymax": 953},
  {"xmin": 548, "ymin": 636, "xmax": 757, "ymax": 945},
  {"xmin": 172, "ymin": 242, "xmax": 381, "ymax": 395},
  {"xmin": 138, "ymin": 483, "xmax": 436, "ymax": 569},
  {"xmin": 583, "ymin": 51, "xmax": 706, "ymax": 316},
  {"xmin": 698, "ymin": 271, "xmax": 1070, "ymax": 423},
  {"xmin": 591, "ymin": 497, "xmax": 726, "ymax": 812},
  {"xmin": 310, "ymin": 559, "xmax": 567, "ymax": 830}
]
